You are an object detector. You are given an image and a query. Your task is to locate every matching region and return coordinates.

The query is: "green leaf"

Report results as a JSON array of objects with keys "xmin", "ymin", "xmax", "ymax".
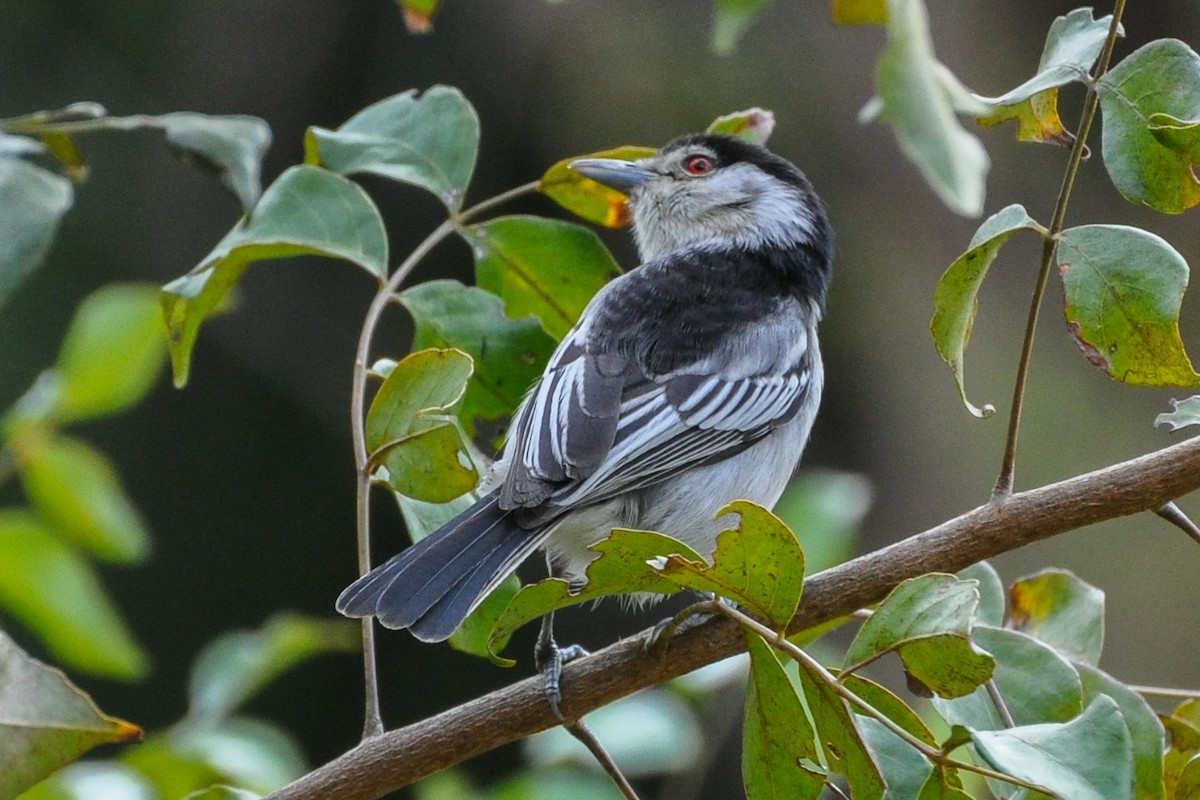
[
  {"xmin": 794, "ymin": 656, "xmax": 886, "ymax": 799},
  {"xmin": 931, "ymin": 626, "xmax": 1082, "ymax": 732},
  {"xmin": 650, "ymin": 501, "xmax": 805, "ymax": 629},
  {"xmin": 843, "ymin": 673, "xmax": 937, "ymax": 745},
  {"xmin": 772, "ymin": 469, "xmax": 871, "ymax": 574},
  {"xmin": 1097, "ymin": 39, "xmax": 1200, "ymax": 213},
  {"xmin": 1007, "ymin": 568, "xmax": 1104, "ymax": 666},
  {"xmin": 1076, "ymin": 664, "xmax": 1165, "ymax": 800},
  {"xmin": 397, "ymin": 0, "xmax": 442, "ymax": 33},
  {"xmin": 971, "ymin": 695, "xmax": 1134, "ymax": 800},
  {"xmin": 0, "ymin": 509, "xmax": 149, "ymax": 680},
  {"xmin": 917, "ymin": 768, "xmax": 973, "ymax": 800},
  {"xmin": 17, "ymin": 762, "xmax": 157, "ymax": 800},
  {"xmin": 19, "ymin": 435, "xmax": 151, "ymax": 563},
  {"xmin": 50, "ymin": 283, "xmax": 167, "ymax": 423},
  {"xmin": 856, "ymin": 717, "xmax": 937, "ymax": 800},
  {"xmin": 465, "ymin": 215, "xmax": 621, "ymax": 341},
  {"xmin": 957, "ymin": 560, "xmax": 1005, "ymax": 627},
  {"xmin": 712, "ymin": 0, "xmax": 776, "ymax": 54},
  {"xmin": 833, "ymin": 0, "xmax": 887, "ymax": 25},
  {"xmin": 41, "ymin": 131, "xmax": 89, "ymax": 181},
  {"xmin": 304, "ymin": 86, "xmax": 478, "ymax": 210},
  {"xmin": 1179, "ymin": 757, "xmax": 1200, "ymax": 800},
  {"xmin": 875, "ymin": 0, "xmax": 989, "ymax": 216},
  {"xmin": 0, "ymin": 629, "xmax": 142, "ymax": 798},
  {"xmin": 162, "ymin": 165, "xmax": 388, "ymax": 387},
  {"xmin": 188, "ymin": 613, "xmax": 358, "ymax": 722},
  {"xmin": 974, "ymin": 9, "xmax": 1117, "ymax": 148},
  {"xmin": 1057, "ymin": 224, "xmax": 1200, "ymax": 387},
  {"xmin": 182, "ymin": 788, "xmax": 262, "ymax": 800},
  {"xmin": 158, "ymin": 113, "xmax": 272, "ymax": 213},
  {"xmin": 538, "ymin": 146, "xmax": 656, "ymax": 228},
  {"xmin": 706, "ymin": 108, "xmax": 776, "ymax": 145},
  {"xmin": 0, "ymin": 157, "xmax": 73, "ymax": 310},
  {"xmin": 367, "ymin": 348, "xmax": 477, "ymax": 503},
  {"xmin": 488, "ymin": 768, "xmax": 625, "ymax": 800},
  {"xmin": 931, "ymin": 203, "xmax": 1047, "ymax": 417},
  {"xmin": 844, "ymin": 574, "xmax": 994, "ymax": 698},
  {"xmin": 488, "ymin": 529, "xmax": 702, "ymax": 661},
  {"xmin": 1157, "ymin": 396, "xmax": 1200, "ymax": 431},
  {"xmin": 1166, "ymin": 701, "xmax": 1200, "ymax": 797},
  {"xmin": 398, "ymin": 280, "xmax": 555, "ymax": 444},
  {"xmin": 743, "ymin": 633, "xmax": 825, "ymax": 800}
]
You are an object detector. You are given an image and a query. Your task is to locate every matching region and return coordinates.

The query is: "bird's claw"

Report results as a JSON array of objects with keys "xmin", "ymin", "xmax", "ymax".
[{"xmin": 536, "ymin": 637, "xmax": 589, "ymax": 721}]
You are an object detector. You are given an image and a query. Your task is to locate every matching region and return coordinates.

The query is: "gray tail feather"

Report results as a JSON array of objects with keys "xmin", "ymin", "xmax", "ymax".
[{"xmin": 336, "ymin": 489, "xmax": 548, "ymax": 642}]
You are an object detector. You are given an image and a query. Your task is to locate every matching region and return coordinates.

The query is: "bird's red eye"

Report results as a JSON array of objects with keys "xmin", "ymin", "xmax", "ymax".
[{"xmin": 684, "ymin": 154, "xmax": 715, "ymax": 175}]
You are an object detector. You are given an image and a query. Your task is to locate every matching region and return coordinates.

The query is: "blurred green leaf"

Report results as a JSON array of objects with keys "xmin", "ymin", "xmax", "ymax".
[
  {"xmin": 844, "ymin": 574, "xmax": 994, "ymax": 699},
  {"xmin": 794, "ymin": 656, "xmax": 886, "ymax": 799},
  {"xmin": 1007, "ymin": 568, "xmax": 1104, "ymax": 666},
  {"xmin": 706, "ymin": 108, "xmax": 776, "ymax": 145},
  {"xmin": 0, "ymin": 509, "xmax": 149, "ymax": 680},
  {"xmin": 1157, "ymin": 396, "xmax": 1200, "ymax": 431},
  {"xmin": 875, "ymin": 0, "xmax": 989, "ymax": 216},
  {"xmin": 19, "ymin": 435, "xmax": 151, "ymax": 563},
  {"xmin": 464, "ymin": 215, "xmax": 621, "ymax": 341},
  {"xmin": 397, "ymin": 0, "xmax": 442, "ymax": 33},
  {"xmin": 40, "ymin": 131, "xmax": 88, "ymax": 181},
  {"xmin": 1077, "ymin": 664, "xmax": 1165, "ymax": 800},
  {"xmin": 17, "ymin": 762, "xmax": 157, "ymax": 800},
  {"xmin": 414, "ymin": 771, "xmax": 486, "ymax": 800},
  {"xmin": 712, "ymin": 0, "xmax": 775, "ymax": 54},
  {"xmin": 974, "ymin": 9, "xmax": 1116, "ymax": 148},
  {"xmin": 367, "ymin": 348, "xmax": 477, "ymax": 503},
  {"xmin": 743, "ymin": 633, "xmax": 825, "ymax": 800},
  {"xmin": 1057, "ymin": 224, "xmax": 1200, "ymax": 387},
  {"xmin": 488, "ymin": 529, "xmax": 701, "ymax": 662},
  {"xmin": 1098, "ymin": 39, "xmax": 1200, "ymax": 212},
  {"xmin": 0, "ymin": 157, "xmax": 72, "ymax": 311},
  {"xmin": 1165, "ymin": 700, "xmax": 1200, "ymax": 797},
  {"xmin": 526, "ymin": 689, "xmax": 702, "ymax": 777},
  {"xmin": 162, "ymin": 165, "xmax": 388, "ymax": 387},
  {"xmin": 1179, "ymin": 758, "xmax": 1200, "ymax": 800},
  {"xmin": 182, "ymin": 787, "xmax": 262, "ymax": 800},
  {"xmin": 932, "ymin": 626, "xmax": 1082, "ymax": 732},
  {"xmin": 188, "ymin": 614, "xmax": 358, "ymax": 722},
  {"xmin": 158, "ymin": 113, "xmax": 272, "ymax": 213},
  {"xmin": 489, "ymin": 768, "xmax": 624, "ymax": 800},
  {"xmin": 304, "ymin": 86, "xmax": 478, "ymax": 210},
  {"xmin": 650, "ymin": 501, "xmax": 805, "ymax": 629},
  {"xmin": 398, "ymin": 280, "xmax": 555, "ymax": 445},
  {"xmin": 931, "ymin": 203, "xmax": 1046, "ymax": 417},
  {"xmin": 538, "ymin": 146, "xmax": 655, "ymax": 228},
  {"xmin": 957, "ymin": 560, "xmax": 1005, "ymax": 627},
  {"xmin": 0, "ymin": 629, "xmax": 142, "ymax": 797},
  {"xmin": 51, "ymin": 283, "xmax": 167, "ymax": 423},
  {"xmin": 971, "ymin": 695, "xmax": 1133, "ymax": 800},
  {"xmin": 833, "ymin": 0, "xmax": 887, "ymax": 25},
  {"xmin": 771, "ymin": 469, "xmax": 870, "ymax": 574}
]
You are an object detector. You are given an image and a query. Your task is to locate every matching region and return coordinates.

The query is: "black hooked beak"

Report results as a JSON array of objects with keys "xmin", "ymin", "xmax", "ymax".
[{"xmin": 569, "ymin": 158, "xmax": 657, "ymax": 193}]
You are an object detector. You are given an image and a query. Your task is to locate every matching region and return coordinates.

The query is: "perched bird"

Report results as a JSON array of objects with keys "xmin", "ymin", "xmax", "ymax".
[{"xmin": 338, "ymin": 133, "xmax": 833, "ymax": 683}]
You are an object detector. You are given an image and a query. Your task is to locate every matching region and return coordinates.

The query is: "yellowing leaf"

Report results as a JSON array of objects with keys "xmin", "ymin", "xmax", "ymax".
[
  {"xmin": 832, "ymin": 0, "xmax": 886, "ymax": 25},
  {"xmin": 538, "ymin": 146, "xmax": 655, "ymax": 228},
  {"xmin": 976, "ymin": 88, "xmax": 1075, "ymax": 148}
]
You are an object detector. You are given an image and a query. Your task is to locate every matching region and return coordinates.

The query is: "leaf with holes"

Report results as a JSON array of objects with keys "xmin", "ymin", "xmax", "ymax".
[
  {"xmin": 0, "ymin": 629, "xmax": 143, "ymax": 797},
  {"xmin": 932, "ymin": 204, "xmax": 1047, "ymax": 417},
  {"xmin": 538, "ymin": 146, "xmax": 656, "ymax": 228},
  {"xmin": 1057, "ymin": 224, "xmax": 1200, "ymax": 387},
  {"xmin": 305, "ymin": 86, "xmax": 478, "ymax": 210},
  {"xmin": 1097, "ymin": 39, "xmax": 1200, "ymax": 212},
  {"xmin": 162, "ymin": 165, "xmax": 387, "ymax": 387},
  {"xmin": 650, "ymin": 501, "xmax": 805, "ymax": 630},
  {"xmin": 464, "ymin": 216, "xmax": 621, "ymax": 341}
]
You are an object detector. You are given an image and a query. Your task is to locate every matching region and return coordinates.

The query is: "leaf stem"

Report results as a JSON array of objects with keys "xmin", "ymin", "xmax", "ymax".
[
  {"xmin": 347, "ymin": 181, "xmax": 540, "ymax": 738},
  {"xmin": 712, "ymin": 604, "xmax": 1052, "ymax": 795},
  {"xmin": 993, "ymin": 0, "xmax": 1127, "ymax": 497},
  {"xmin": 564, "ymin": 719, "xmax": 642, "ymax": 800},
  {"xmin": 1127, "ymin": 684, "xmax": 1200, "ymax": 701}
]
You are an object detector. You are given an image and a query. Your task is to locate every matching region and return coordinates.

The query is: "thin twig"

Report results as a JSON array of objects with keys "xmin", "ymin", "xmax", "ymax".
[
  {"xmin": 1156, "ymin": 501, "xmax": 1200, "ymax": 546},
  {"xmin": 712, "ymin": 604, "xmax": 1051, "ymax": 795},
  {"xmin": 1127, "ymin": 684, "xmax": 1200, "ymax": 701},
  {"xmin": 985, "ymin": 679, "xmax": 1016, "ymax": 728},
  {"xmin": 993, "ymin": 0, "xmax": 1128, "ymax": 497},
  {"xmin": 346, "ymin": 182, "xmax": 540, "ymax": 738},
  {"xmin": 564, "ymin": 719, "xmax": 641, "ymax": 800}
]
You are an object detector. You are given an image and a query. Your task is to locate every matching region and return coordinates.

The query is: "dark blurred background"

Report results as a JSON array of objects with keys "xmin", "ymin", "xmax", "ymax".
[{"xmin": 2, "ymin": 1, "xmax": 1199, "ymax": 797}]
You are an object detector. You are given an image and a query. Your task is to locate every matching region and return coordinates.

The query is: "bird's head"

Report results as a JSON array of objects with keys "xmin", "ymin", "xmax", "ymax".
[{"xmin": 570, "ymin": 133, "xmax": 832, "ymax": 269}]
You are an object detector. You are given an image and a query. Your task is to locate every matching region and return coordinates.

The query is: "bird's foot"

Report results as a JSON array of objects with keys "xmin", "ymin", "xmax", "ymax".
[
  {"xmin": 535, "ymin": 636, "xmax": 590, "ymax": 721},
  {"xmin": 645, "ymin": 597, "xmax": 727, "ymax": 659}
]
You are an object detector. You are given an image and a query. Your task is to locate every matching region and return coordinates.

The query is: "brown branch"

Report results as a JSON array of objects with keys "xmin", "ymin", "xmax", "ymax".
[{"xmin": 268, "ymin": 433, "xmax": 1200, "ymax": 800}]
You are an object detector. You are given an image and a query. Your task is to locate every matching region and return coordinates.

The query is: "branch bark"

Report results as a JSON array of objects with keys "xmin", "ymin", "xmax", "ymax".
[{"xmin": 269, "ymin": 433, "xmax": 1200, "ymax": 800}]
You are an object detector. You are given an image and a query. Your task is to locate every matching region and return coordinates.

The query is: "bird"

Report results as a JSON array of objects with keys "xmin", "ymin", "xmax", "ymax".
[{"xmin": 337, "ymin": 132, "xmax": 833, "ymax": 701}]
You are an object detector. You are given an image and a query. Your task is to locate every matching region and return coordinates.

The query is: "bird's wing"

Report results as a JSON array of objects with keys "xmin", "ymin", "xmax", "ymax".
[{"xmin": 500, "ymin": 305, "xmax": 815, "ymax": 516}]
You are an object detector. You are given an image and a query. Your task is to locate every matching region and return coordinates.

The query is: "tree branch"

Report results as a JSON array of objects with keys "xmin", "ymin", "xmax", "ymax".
[{"xmin": 268, "ymin": 433, "xmax": 1200, "ymax": 800}]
